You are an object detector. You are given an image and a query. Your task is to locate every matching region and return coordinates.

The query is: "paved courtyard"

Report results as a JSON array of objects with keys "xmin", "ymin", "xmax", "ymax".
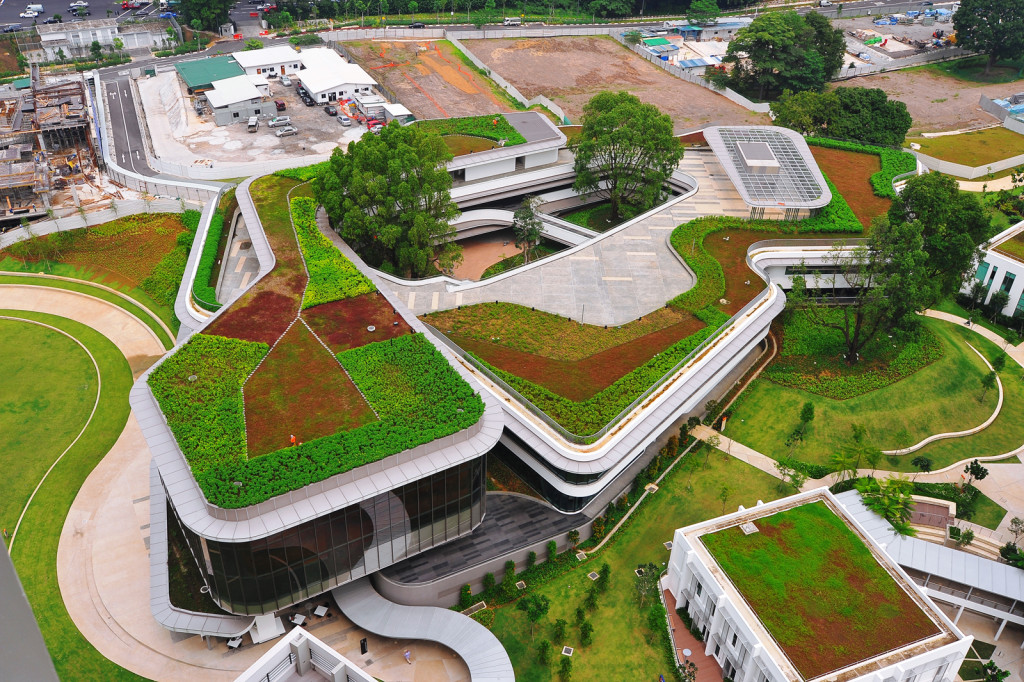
[{"xmin": 379, "ymin": 150, "xmax": 749, "ymax": 327}]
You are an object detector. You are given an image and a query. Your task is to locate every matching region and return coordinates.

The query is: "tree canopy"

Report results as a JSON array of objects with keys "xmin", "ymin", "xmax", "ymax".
[
  {"xmin": 313, "ymin": 122, "xmax": 461, "ymax": 278},
  {"xmin": 771, "ymin": 87, "xmax": 912, "ymax": 147},
  {"xmin": 572, "ymin": 91, "xmax": 682, "ymax": 222},
  {"xmin": 712, "ymin": 11, "xmax": 847, "ymax": 99},
  {"xmin": 687, "ymin": 0, "xmax": 719, "ymax": 25},
  {"xmin": 953, "ymin": 0, "xmax": 1024, "ymax": 75},
  {"xmin": 712, "ymin": 11, "xmax": 845, "ymax": 99},
  {"xmin": 887, "ymin": 172, "xmax": 992, "ymax": 304},
  {"xmin": 179, "ymin": 0, "xmax": 234, "ymax": 31}
]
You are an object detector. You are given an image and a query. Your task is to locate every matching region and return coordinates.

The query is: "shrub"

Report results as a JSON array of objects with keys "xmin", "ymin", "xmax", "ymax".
[
  {"xmin": 290, "ymin": 197, "xmax": 375, "ymax": 308},
  {"xmin": 548, "ymin": 540, "xmax": 558, "ymax": 561},
  {"xmin": 192, "ymin": 211, "xmax": 225, "ymax": 312},
  {"xmin": 483, "ymin": 572, "xmax": 496, "ymax": 591},
  {"xmin": 805, "ymin": 137, "xmax": 917, "ymax": 200},
  {"xmin": 459, "ymin": 584, "xmax": 473, "ymax": 609},
  {"xmin": 527, "ymin": 550, "xmax": 537, "ymax": 569},
  {"xmin": 275, "ymin": 161, "xmax": 330, "ymax": 182}
]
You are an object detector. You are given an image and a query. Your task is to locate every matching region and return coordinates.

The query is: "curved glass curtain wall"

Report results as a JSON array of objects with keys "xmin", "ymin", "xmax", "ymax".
[{"xmin": 169, "ymin": 457, "xmax": 485, "ymax": 615}]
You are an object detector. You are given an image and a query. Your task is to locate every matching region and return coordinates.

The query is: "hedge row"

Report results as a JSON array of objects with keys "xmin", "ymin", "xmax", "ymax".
[
  {"xmin": 194, "ymin": 334, "xmax": 485, "ymax": 508},
  {"xmin": 416, "ymin": 114, "xmax": 527, "ymax": 146},
  {"xmin": 192, "ymin": 211, "xmax": 225, "ymax": 312},
  {"xmin": 806, "ymin": 137, "xmax": 917, "ymax": 200},
  {"xmin": 477, "ymin": 307, "xmax": 729, "ymax": 437},
  {"xmin": 275, "ymin": 161, "xmax": 329, "ymax": 182},
  {"xmin": 148, "ymin": 334, "xmax": 269, "ymax": 475},
  {"xmin": 291, "ymin": 196, "xmax": 375, "ymax": 308}
]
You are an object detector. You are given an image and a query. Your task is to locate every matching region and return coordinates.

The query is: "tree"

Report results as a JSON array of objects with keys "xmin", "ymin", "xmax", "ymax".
[
  {"xmin": 583, "ymin": 587, "xmax": 598, "ymax": 611},
  {"xmin": 981, "ymin": 661, "xmax": 1011, "ymax": 682},
  {"xmin": 547, "ymin": 540, "xmax": 558, "ymax": 561},
  {"xmin": 483, "ymin": 572, "xmax": 495, "ymax": 591},
  {"xmin": 680, "ymin": 660, "xmax": 698, "ymax": 682},
  {"xmin": 774, "ymin": 460, "xmax": 807, "ymax": 492},
  {"xmin": 790, "ymin": 218, "xmax": 931, "ymax": 365},
  {"xmin": 703, "ymin": 434, "xmax": 720, "ymax": 469},
  {"xmin": 178, "ymin": 0, "xmax": 235, "ymax": 31},
  {"xmin": 552, "ymin": 618, "xmax": 568, "ymax": 642},
  {"xmin": 953, "ymin": 0, "xmax": 1024, "ymax": 76},
  {"xmin": 596, "ymin": 563, "xmax": 611, "ymax": 593},
  {"xmin": 567, "ymin": 529, "xmax": 580, "ymax": 548},
  {"xmin": 572, "ymin": 91, "xmax": 682, "ymax": 222},
  {"xmin": 314, "ymin": 123, "xmax": 461, "ymax": 277},
  {"xmin": 55, "ymin": 47, "xmax": 66, "ymax": 63},
  {"xmin": 623, "ymin": 29, "xmax": 642, "ymax": 45},
  {"xmin": 718, "ymin": 485, "xmax": 731, "ymax": 513},
  {"xmin": 911, "ymin": 455, "xmax": 933, "ymax": 481},
  {"xmin": 112, "ymin": 37, "xmax": 124, "ymax": 55},
  {"xmin": 804, "ymin": 10, "xmax": 846, "ymax": 81},
  {"xmin": 517, "ymin": 594, "xmax": 550, "ymax": 638},
  {"xmin": 980, "ymin": 370, "xmax": 997, "ymax": 402},
  {"xmin": 536, "ymin": 639, "xmax": 551, "ymax": 665},
  {"xmin": 770, "ymin": 87, "xmax": 912, "ymax": 147},
  {"xmin": 633, "ymin": 562, "xmax": 659, "ymax": 608},
  {"xmin": 511, "ymin": 196, "xmax": 542, "ymax": 264},
  {"xmin": 244, "ymin": 38, "xmax": 263, "ymax": 50},
  {"xmin": 857, "ymin": 476, "xmax": 916, "ymax": 535},
  {"xmin": 964, "ymin": 459, "xmax": 989, "ymax": 487},
  {"xmin": 559, "ymin": 655, "xmax": 573, "ymax": 682},
  {"xmin": 579, "ymin": 620, "xmax": 594, "ymax": 646},
  {"xmin": 888, "ymin": 172, "xmax": 992, "ymax": 306},
  {"xmin": 409, "ymin": 0, "xmax": 419, "ymax": 13},
  {"xmin": 953, "ymin": 527, "xmax": 975, "ymax": 548},
  {"xmin": 799, "ymin": 402, "xmax": 815, "ymax": 427},
  {"xmin": 989, "ymin": 289, "xmax": 1010, "ymax": 321},
  {"xmin": 687, "ymin": 0, "xmax": 718, "ymax": 26},
  {"xmin": 1009, "ymin": 516, "xmax": 1024, "ymax": 546},
  {"xmin": 89, "ymin": 40, "xmax": 103, "ymax": 61}
]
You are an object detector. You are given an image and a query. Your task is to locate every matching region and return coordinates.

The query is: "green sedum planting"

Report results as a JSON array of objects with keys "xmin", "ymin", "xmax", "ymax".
[
  {"xmin": 291, "ymin": 197, "xmax": 376, "ymax": 309},
  {"xmin": 416, "ymin": 114, "xmax": 527, "ymax": 146},
  {"xmin": 148, "ymin": 334, "xmax": 268, "ymax": 475},
  {"xmin": 153, "ymin": 333, "xmax": 485, "ymax": 508},
  {"xmin": 192, "ymin": 211, "xmax": 225, "ymax": 312},
  {"xmin": 477, "ymin": 307, "xmax": 729, "ymax": 436},
  {"xmin": 806, "ymin": 138, "xmax": 917, "ymax": 200}
]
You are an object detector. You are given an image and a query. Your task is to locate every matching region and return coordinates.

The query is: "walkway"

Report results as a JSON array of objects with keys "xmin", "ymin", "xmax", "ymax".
[
  {"xmin": 663, "ymin": 587, "xmax": 723, "ymax": 682},
  {"xmin": 922, "ymin": 309, "xmax": 1024, "ymax": 368},
  {"xmin": 0, "ymin": 283, "xmax": 166, "ymax": 377},
  {"xmin": 333, "ymin": 578, "xmax": 515, "ymax": 682},
  {"xmin": 380, "ymin": 151, "xmax": 749, "ymax": 326}
]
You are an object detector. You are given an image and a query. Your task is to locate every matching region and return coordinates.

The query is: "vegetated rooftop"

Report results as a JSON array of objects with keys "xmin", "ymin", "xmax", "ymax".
[
  {"xmin": 148, "ymin": 179, "xmax": 485, "ymax": 508},
  {"xmin": 700, "ymin": 501, "xmax": 940, "ymax": 680},
  {"xmin": 415, "ymin": 114, "xmax": 528, "ymax": 147}
]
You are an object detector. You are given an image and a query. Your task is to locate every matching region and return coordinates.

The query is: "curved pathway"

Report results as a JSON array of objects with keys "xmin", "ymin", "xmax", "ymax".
[
  {"xmin": 334, "ymin": 579, "xmax": 514, "ymax": 682},
  {"xmin": 374, "ymin": 151, "xmax": 749, "ymax": 326},
  {"xmin": 0, "ymin": 284, "xmax": 167, "ymax": 378}
]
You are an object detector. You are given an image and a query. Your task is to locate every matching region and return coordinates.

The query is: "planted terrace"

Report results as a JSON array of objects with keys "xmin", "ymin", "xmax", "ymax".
[
  {"xmin": 701, "ymin": 501, "xmax": 940, "ymax": 680},
  {"xmin": 148, "ymin": 178, "xmax": 484, "ymax": 508}
]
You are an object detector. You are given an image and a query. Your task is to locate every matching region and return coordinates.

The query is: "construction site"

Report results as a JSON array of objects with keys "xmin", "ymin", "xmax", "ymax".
[{"xmin": 0, "ymin": 68, "xmax": 99, "ymax": 229}]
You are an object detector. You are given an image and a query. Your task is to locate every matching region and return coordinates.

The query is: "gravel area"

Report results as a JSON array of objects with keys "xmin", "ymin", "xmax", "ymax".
[{"xmin": 465, "ymin": 35, "xmax": 769, "ymax": 132}]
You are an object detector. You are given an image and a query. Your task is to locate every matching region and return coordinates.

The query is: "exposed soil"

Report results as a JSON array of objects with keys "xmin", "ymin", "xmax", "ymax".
[
  {"xmin": 346, "ymin": 40, "xmax": 513, "ymax": 119},
  {"xmin": 451, "ymin": 314, "xmax": 704, "ymax": 401},
  {"xmin": 834, "ymin": 69, "xmax": 1019, "ymax": 133},
  {"xmin": 302, "ymin": 293, "xmax": 412, "ymax": 354},
  {"xmin": 452, "ymin": 229, "xmax": 521, "ymax": 281},
  {"xmin": 243, "ymin": 321, "xmax": 377, "ymax": 457},
  {"xmin": 466, "ymin": 36, "xmax": 769, "ymax": 132},
  {"xmin": 703, "ymin": 230, "xmax": 770, "ymax": 315},
  {"xmin": 810, "ymin": 147, "xmax": 891, "ymax": 229}
]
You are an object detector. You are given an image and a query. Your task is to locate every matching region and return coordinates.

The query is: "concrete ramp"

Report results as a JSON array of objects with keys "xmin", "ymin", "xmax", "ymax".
[
  {"xmin": 454, "ymin": 208, "xmax": 595, "ymax": 246},
  {"xmin": 333, "ymin": 579, "xmax": 514, "ymax": 682}
]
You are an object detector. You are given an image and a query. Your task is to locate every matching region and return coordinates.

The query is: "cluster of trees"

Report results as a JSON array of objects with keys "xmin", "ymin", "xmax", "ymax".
[
  {"xmin": 572, "ymin": 91, "xmax": 682, "ymax": 222},
  {"xmin": 178, "ymin": 0, "xmax": 235, "ymax": 31},
  {"xmin": 1001, "ymin": 517, "xmax": 1024, "ymax": 569},
  {"xmin": 709, "ymin": 11, "xmax": 846, "ymax": 99},
  {"xmin": 313, "ymin": 122, "xmax": 462, "ymax": 278},
  {"xmin": 953, "ymin": 0, "xmax": 1024, "ymax": 76},
  {"xmin": 770, "ymin": 87, "xmax": 913, "ymax": 147},
  {"xmin": 790, "ymin": 172, "xmax": 992, "ymax": 364}
]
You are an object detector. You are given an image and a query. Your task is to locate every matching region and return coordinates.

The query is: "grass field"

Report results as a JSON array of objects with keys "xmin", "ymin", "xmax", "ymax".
[
  {"xmin": 726, "ymin": 317, "xmax": 998, "ymax": 469},
  {"xmin": 702, "ymin": 501, "xmax": 939, "ymax": 679},
  {"xmin": 489, "ymin": 451, "xmax": 785, "ymax": 681},
  {"xmin": 907, "ymin": 127, "xmax": 1024, "ymax": 168},
  {"xmin": 925, "ymin": 56, "xmax": 1024, "ymax": 84},
  {"xmin": 931, "ymin": 297, "xmax": 1022, "ymax": 343},
  {"xmin": 0, "ymin": 309, "xmax": 143, "ymax": 681},
  {"xmin": 0, "ymin": 273, "xmax": 174, "ymax": 349},
  {"xmin": 969, "ymin": 491, "xmax": 1007, "ymax": 530},
  {"xmin": 560, "ymin": 202, "xmax": 627, "ymax": 232}
]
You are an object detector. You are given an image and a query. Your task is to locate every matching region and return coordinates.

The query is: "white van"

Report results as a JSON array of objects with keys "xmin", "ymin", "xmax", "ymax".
[
  {"xmin": 26, "ymin": 4, "xmax": 44, "ymax": 12},
  {"xmin": 502, "ymin": 16, "xmax": 521, "ymax": 26},
  {"xmin": 247, "ymin": 116, "xmax": 259, "ymax": 132}
]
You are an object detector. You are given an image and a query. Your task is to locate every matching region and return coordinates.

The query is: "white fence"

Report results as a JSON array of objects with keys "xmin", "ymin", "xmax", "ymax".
[
  {"xmin": 913, "ymin": 149, "xmax": 1024, "ymax": 180},
  {"xmin": 145, "ymin": 153, "xmax": 333, "ymax": 180}
]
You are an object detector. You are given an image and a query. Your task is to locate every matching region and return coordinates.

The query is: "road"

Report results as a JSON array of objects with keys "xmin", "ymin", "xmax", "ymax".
[{"xmin": 102, "ymin": 74, "xmax": 158, "ymax": 176}]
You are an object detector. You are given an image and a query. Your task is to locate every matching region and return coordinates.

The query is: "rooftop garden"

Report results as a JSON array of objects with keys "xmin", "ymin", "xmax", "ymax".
[
  {"xmin": 701, "ymin": 501, "xmax": 940, "ymax": 680},
  {"xmin": 148, "ymin": 178, "xmax": 484, "ymax": 508},
  {"xmin": 424, "ymin": 183, "xmax": 862, "ymax": 439},
  {"xmin": 416, "ymin": 114, "xmax": 528, "ymax": 147},
  {"xmin": 906, "ymin": 127, "xmax": 1024, "ymax": 168}
]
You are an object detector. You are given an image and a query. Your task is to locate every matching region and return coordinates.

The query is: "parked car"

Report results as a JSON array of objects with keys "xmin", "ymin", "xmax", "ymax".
[
  {"xmin": 42, "ymin": 15, "xmax": 60, "ymax": 22},
  {"xmin": 19, "ymin": 11, "xmax": 38, "ymax": 18},
  {"xmin": 69, "ymin": 0, "xmax": 89, "ymax": 6},
  {"xmin": 274, "ymin": 100, "xmax": 286, "ymax": 111},
  {"xmin": 279, "ymin": 75, "xmax": 292, "ymax": 86},
  {"xmin": 410, "ymin": 21, "xmax": 424, "ymax": 27},
  {"xmin": 158, "ymin": 10, "xmax": 176, "ymax": 16},
  {"xmin": 268, "ymin": 115, "xmax": 291, "ymax": 127},
  {"xmin": 365, "ymin": 117, "xmax": 381, "ymax": 128},
  {"xmin": 302, "ymin": 96, "xmax": 316, "ymax": 106},
  {"xmin": 3, "ymin": 23, "xmax": 23, "ymax": 31},
  {"xmin": 275, "ymin": 126, "xmax": 298, "ymax": 137},
  {"xmin": 324, "ymin": 105, "xmax": 337, "ymax": 116},
  {"xmin": 369, "ymin": 123, "xmax": 383, "ymax": 133},
  {"xmin": 338, "ymin": 115, "xmax": 352, "ymax": 126}
]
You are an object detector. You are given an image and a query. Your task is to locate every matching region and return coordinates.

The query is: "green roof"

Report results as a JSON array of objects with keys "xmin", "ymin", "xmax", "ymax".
[
  {"xmin": 11, "ymin": 77, "xmax": 29, "ymax": 90},
  {"xmin": 643, "ymin": 37, "xmax": 671, "ymax": 46},
  {"xmin": 174, "ymin": 56, "xmax": 244, "ymax": 91}
]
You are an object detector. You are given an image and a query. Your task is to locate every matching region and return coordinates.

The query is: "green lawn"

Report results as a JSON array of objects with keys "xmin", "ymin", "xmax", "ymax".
[
  {"xmin": 0, "ymin": 273, "xmax": 174, "ymax": 349},
  {"xmin": 0, "ymin": 317, "xmax": 98, "ymax": 537},
  {"xmin": 971, "ymin": 491, "xmax": 1008, "ymax": 530},
  {"xmin": 907, "ymin": 127, "xmax": 1024, "ymax": 168},
  {"xmin": 924, "ymin": 56, "xmax": 1024, "ymax": 84},
  {"xmin": 489, "ymin": 450, "xmax": 785, "ymax": 681},
  {"xmin": 931, "ymin": 297, "xmax": 1022, "ymax": 344},
  {"xmin": 560, "ymin": 202, "xmax": 628, "ymax": 232},
  {"xmin": 1, "ymin": 309, "xmax": 144, "ymax": 681},
  {"xmin": 725, "ymin": 317, "xmax": 998, "ymax": 470}
]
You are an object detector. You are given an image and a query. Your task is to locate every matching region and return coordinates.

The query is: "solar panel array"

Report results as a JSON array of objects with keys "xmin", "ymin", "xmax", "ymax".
[{"xmin": 711, "ymin": 127, "xmax": 827, "ymax": 207}]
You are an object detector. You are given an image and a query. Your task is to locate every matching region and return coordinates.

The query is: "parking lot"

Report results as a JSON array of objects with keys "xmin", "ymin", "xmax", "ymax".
[{"xmin": 139, "ymin": 71, "xmax": 366, "ymax": 167}]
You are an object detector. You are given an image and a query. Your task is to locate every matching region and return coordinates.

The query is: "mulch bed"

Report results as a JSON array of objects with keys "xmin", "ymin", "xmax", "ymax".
[
  {"xmin": 703, "ymin": 229, "xmax": 771, "ymax": 315},
  {"xmin": 810, "ymin": 147, "xmax": 892, "ymax": 229},
  {"xmin": 452, "ymin": 315, "xmax": 704, "ymax": 401},
  {"xmin": 303, "ymin": 293, "xmax": 412, "ymax": 354},
  {"xmin": 243, "ymin": 321, "xmax": 377, "ymax": 457}
]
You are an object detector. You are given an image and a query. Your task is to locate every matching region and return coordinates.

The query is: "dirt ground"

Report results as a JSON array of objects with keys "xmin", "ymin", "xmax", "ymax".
[
  {"xmin": 810, "ymin": 147, "xmax": 891, "ymax": 228},
  {"xmin": 465, "ymin": 36, "xmax": 769, "ymax": 132},
  {"xmin": 835, "ymin": 68, "xmax": 1020, "ymax": 133},
  {"xmin": 346, "ymin": 40, "xmax": 513, "ymax": 119},
  {"xmin": 453, "ymin": 230, "xmax": 519, "ymax": 280}
]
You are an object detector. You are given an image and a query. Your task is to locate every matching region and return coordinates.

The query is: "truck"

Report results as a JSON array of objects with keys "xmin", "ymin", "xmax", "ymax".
[{"xmin": 502, "ymin": 16, "xmax": 521, "ymax": 26}]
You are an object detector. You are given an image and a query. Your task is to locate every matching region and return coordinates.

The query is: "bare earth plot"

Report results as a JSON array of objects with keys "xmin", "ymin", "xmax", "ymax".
[
  {"xmin": 466, "ymin": 36, "xmax": 769, "ymax": 131},
  {"xmin": 346, "ymin": 40, "xmax": 513, "ymax": 119},
  {"xmin": 837, "ymin": 69, "xmax": 1021, "ymax": 133}
]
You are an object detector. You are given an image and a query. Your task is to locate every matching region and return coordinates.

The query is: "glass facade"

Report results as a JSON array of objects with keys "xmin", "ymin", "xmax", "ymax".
[{"xmin": 169, "ymin": 457, "xmax": 486, "ymax": 615}]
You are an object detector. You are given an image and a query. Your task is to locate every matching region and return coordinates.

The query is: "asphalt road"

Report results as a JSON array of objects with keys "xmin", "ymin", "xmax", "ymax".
[{"xmin": 103, "ymin": 74, "xmax": 158, "ymax": 176}]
